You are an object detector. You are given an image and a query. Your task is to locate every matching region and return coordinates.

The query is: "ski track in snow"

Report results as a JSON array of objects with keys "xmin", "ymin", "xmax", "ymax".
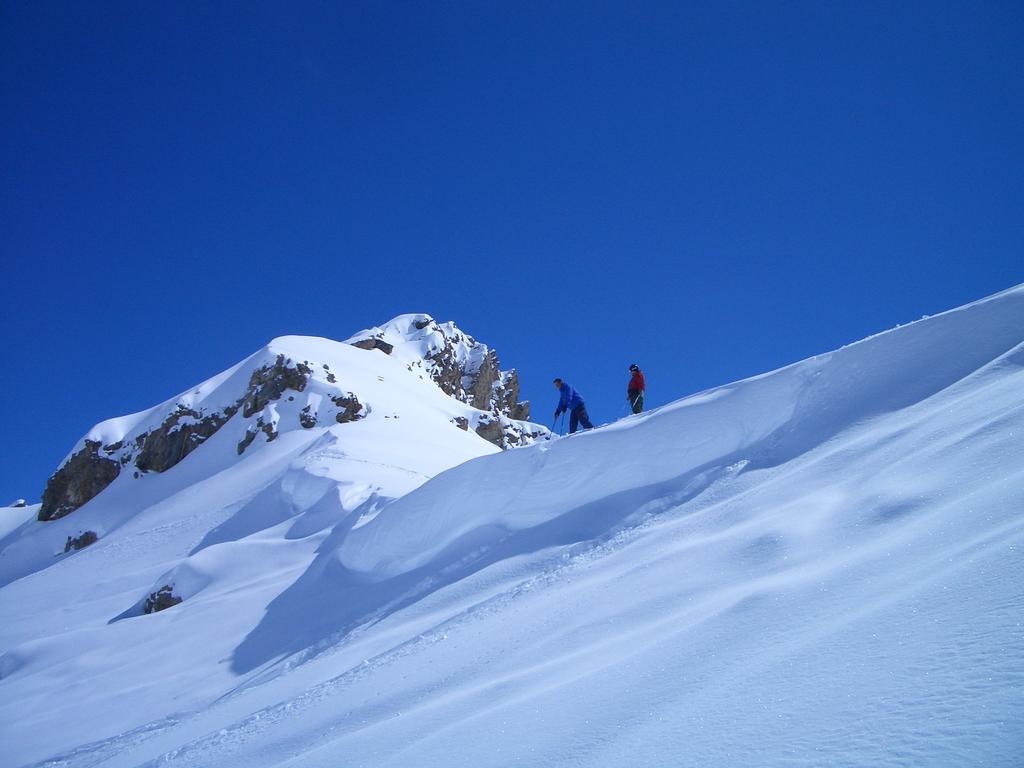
[
  {"xmin": 39, "ymin": 438, "xmax": 1024, "ymax": 765},
  {"xmin": 22, "ymin": 446, "xmax": 758, "ymax": 768},
  {"xmin": 57, "ymin": 499, "xmax": 727, "ymax": 768}
]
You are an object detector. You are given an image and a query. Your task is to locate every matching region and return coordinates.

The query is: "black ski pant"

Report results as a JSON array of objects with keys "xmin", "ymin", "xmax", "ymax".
[
  {"xmin": 628, "ymin": 390, "xmax": 644, "ymax": 414},
  {"xmin": 569, "ymin": 404, "xmax": 593, "ymax": 433}
]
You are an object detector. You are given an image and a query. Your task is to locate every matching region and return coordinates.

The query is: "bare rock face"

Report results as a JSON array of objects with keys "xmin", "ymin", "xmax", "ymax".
[
  {"xmin": 349, "ymin": 315, "xmax": 541, "ymax": 449},
  {"xmin": 135, "ymin": 406, "xmax": 235, "ymax": 473},
  {"xmin": 242, "ymin": 355, "xmax": 312, "ymax": 418},
  {"xmin": 491, "ymin": 370, "xmax": 530, "ymax": 422},
  {"xmin": 424, "ymin": 346, "xmax": 467, "ymax": 399},
  {"xmin": 41, "ymin": 354, "xmax": 316, "ymax": 521},
  {"xmin": 510, "ymin": 403, "xmax": 530, "ymax": 422},
  {"xmin": 144, "ymin": 585, "xmax": 182, "ymax": 614},
  {"xmin": 414, "ymin": 320, "xmax": 532, "ymax": 426},
  {"xmin": 437, "ymin": 342, "xmax": 534, "ymax": 449},
  {"xmin": 238, "ymin": 417, "xmax": 279, "ymax": 455},
  {"xmin": 466, "ymin": 350, "xmax": 501, "ymax": 410},
  {"xmin": 331, "ymin": 393, "xmax": 364, "ymax": 424},
  {"xmin": 474, "ymin": 414, "xmax": 506, "ymax": 447},
  {"xmin": 299, "ymin": 405, "xmax": 318, "ymax": 429},
  {"xmin": 237, "ymin": 428, "xmax": 258, "ymax": 455},
  {"xmin": 349, "ymin": 338, "xmax": 394, "ymax": 355},
  {"xmin": 39, "ymin": 441, "xmax": 122, "ymax": 521},
  {"xmin": 64, "ymin": 530, "xmax": 98, "ymax": 552},
  {"xmin": 474, "ymin": 413, "xmax": 548, "ymax": 450}
]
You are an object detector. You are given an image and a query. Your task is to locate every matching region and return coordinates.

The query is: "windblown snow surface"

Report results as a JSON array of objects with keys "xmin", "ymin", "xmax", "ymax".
[{"xmin": 2, "ymin": 288, "xmax": 1024, "ymax": 767}]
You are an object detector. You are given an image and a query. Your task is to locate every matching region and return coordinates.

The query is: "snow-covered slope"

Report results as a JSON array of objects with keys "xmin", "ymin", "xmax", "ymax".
[
  {"xmin": 0, "ymin": 314, "xmax": 546, "ymax": 766},
  {"xmin": 0, "ymin": 314, "xmax": 544, "ymax": 584},
  {"xmin": 2, "ymin": 289, "xmax": 1023, "ymax": 767}
]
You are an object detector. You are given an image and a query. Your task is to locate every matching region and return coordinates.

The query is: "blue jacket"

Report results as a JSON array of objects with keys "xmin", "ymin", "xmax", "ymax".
[{"xmin": 555, "ymin": 382, "xmax": 585, "ymax": 416}]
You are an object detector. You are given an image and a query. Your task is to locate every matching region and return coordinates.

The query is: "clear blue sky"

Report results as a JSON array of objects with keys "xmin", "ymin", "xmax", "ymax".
[{"xmin": 2, "ymin": 1, "xmax": 1021, "ymax": 504}]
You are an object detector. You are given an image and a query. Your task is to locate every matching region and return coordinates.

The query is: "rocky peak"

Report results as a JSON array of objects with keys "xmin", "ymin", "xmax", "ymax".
[
  {"xmin": 345, "ymin": 314, "xmax": 532, "ymax": 422},
  {"xmin": 38, "ymin": 317, "xmax": 546, "ymax": 522}
]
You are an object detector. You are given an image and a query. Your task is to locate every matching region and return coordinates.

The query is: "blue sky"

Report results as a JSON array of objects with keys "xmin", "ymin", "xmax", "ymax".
[{"xmin": 2, "ymin": 1, "xmax": 1022, "ymax": 503}]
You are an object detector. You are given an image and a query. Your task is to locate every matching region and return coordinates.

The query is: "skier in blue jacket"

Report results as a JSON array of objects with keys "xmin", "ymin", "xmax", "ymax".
[{"xmin": 553, "ymin": 378, "xmax": 594, "ymax": 434}]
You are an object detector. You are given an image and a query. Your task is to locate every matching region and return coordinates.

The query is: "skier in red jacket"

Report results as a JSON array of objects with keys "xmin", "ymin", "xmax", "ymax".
[{"xmin": 627, "ymin": 363, "xmax": 645, "ymax": 414}]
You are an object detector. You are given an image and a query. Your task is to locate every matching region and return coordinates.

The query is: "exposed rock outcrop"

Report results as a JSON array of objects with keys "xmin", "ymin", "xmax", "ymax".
[
  {"xmin": 473, "ymin": 412, "xmax": 548, "ymax": 450},
  {"xmin": 39, "ymin": 441, "xmax": 121, "ymax": 521},
  {"xmin": 144, "ymin": 585, "xmax": 182, "ymax": 614},
  {"xmin": 42, "ymin": 355, "xmax": 315, "ymax": 520},
  {"xmin": 422, "ymin": 329, "xmax": 534, "ymax": 448},
  {"xmin": 347, "ymin": 315, "xmax": 549, "ymax": 448},
  {"xmin": 474, "ymin": 415, "xmax": 506, "ymax": 447},
  {"xmin": 135, "ymin": 406, "xmax": 235, "ymax": 473},
  {"xmin": 428, "ymin": 326, "xmax": 530, "ymax": 425},
  {"xmin": 351, "ymin": 316, "xmax": 534, "ymax": 436},
  {"xmin": 493, "ymin": 370, "xmax": 531, "ymax": 422},
  {"xmin": 466, "ymin": 350, "xmax": 500, "ymax": 410},
  {"xmin": 242, "ymin": 356, "xmax": 312, "ymax": 418},
  {"xmin": 64, "ymin": 531, "xmax": 98, "ymax": 552},
  {"xmin": 299, "ymin": 405, "xmax": 318, "ymax": 429},
  {"xmin": 40, "ymin": 319, "xmax": 543, "ymax": 522},
  {"xmin": 350, "ymin": 338, "xmax": 395, "ymax": 355},
  {"xmin": 331, "ymin": 393, "xmax": 364, "ymax": 424},
  {"xmin": 348, "ymin": 316, "xmax": 532, "ymax": 424},
  {"xmin": 237, "ymin": 429, "xmax": 257, "ymax": 455},
  {"xmin": 424, "ymin": 343, "xmax": 468, "ymax": 400}
]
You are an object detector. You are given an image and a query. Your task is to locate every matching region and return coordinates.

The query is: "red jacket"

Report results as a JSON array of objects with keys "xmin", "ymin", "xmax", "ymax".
[{"xmin": 628, "ymin": 370, "xmax": 645, "ymax": 393}]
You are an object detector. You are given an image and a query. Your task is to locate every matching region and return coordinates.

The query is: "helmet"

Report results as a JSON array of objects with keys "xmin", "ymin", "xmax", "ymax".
[{"xmin": 629, "ymin": 363, "xmax": 639, "ymax": 372}]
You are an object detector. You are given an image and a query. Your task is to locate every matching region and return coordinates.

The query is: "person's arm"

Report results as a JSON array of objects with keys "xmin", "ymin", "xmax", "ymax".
[{"xmin": 554, "ymin": 386, "xmax": 566, "ymax": 416}]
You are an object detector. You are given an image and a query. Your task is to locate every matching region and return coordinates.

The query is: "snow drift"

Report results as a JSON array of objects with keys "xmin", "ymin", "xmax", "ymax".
[
  {"xmin": 338, "ymin": 285, "xmax": 1024, "ymax": 579},
  {"xmin": 1, "ymin": 288, "xmax": 1022, "ymax": 767}
]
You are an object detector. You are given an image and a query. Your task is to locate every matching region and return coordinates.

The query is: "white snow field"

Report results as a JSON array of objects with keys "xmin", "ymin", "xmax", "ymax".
[{"xmin": 2, "ymin": 289, "xmax": 1023, "ymax": 767}]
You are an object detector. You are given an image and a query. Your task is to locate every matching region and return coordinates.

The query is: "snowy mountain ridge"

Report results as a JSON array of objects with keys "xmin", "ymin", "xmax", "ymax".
[
  {"xmin": 336, "ymin": 283, "xmax": 1024, "ymax": 581},
  {"xmin": 35, "ymin": 314, "xmax": 545, "ymax": 524},
  {"xmin": 1, "ymin": 288, "xmax": 1023, "ymax": 767},
  {"xmin": 345, "ymin": 313, "xmax": 530, "ymax": 417}
]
